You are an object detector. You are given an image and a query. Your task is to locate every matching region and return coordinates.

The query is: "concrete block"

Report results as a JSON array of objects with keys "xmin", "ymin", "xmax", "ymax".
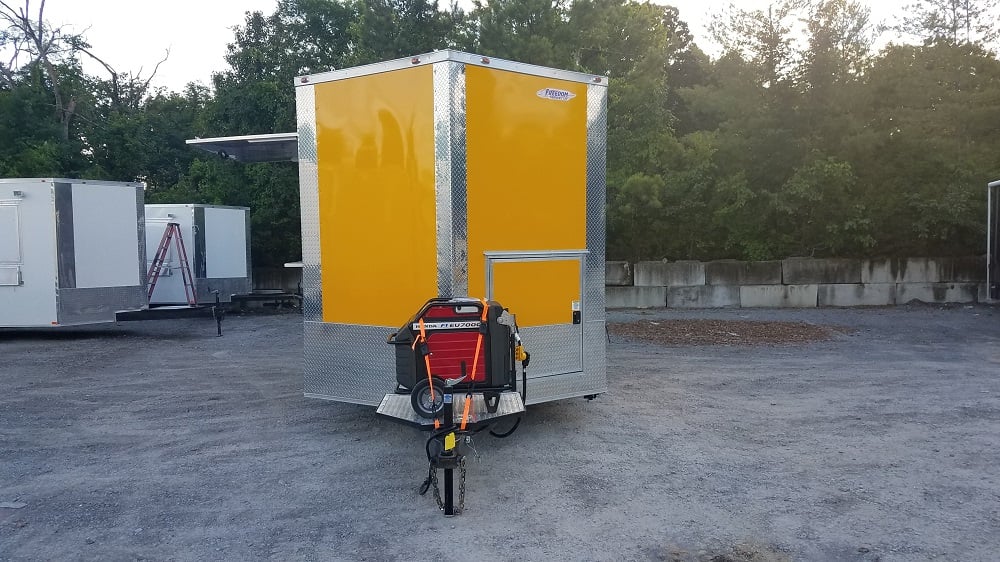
[
  {"xmin": 634, "ymin": 261, "xmax": 705, "ymax": 287},
  {"xmin": 864, "ymin": 257, "xmax": 986, "ymax": 284},
  {"xmin": 861, "ymin": 258, "xmax": 897, "ymax": 284},
  {"xmin": 739, "ymin": 284, "xmax": 818, "ymax": 308},
  {"xmin": 605, "ymin": 261, "xmax": 633, "ymax": 286},
  {"xmin": 782, "ymin": 258, "xmax": 861, "ymax": 284},
  {"xmin": 895, "ymin": 283, "xmax": 979, "ymax": 304},
  {"xmin": 606, "ymin": 286, "xmax": 666, "ymax": 308},
  {"xmin": 943, "ymin": 256, "xmax": 987, "ymax": 282},
  {"xmin": 817, "ymin": 283, "xmax": 896, "ymax": 307},
  {"xmin": 705, "ymin": 260, "xmax": 782, "ymax": 285},
  {"xmin": 979, "ymin": 283, "xmax": 991, "ymax": 303},
  {"xmin": 667, "ymin": 285, "xmax": 740, "ymax": 308},
  {"xmin": 743, "ymin": 261, "xmax": 784, "ymax": 285},
  {"xmin": 897, "ymin": 258, "xmax": 942, "ymax": 282}
]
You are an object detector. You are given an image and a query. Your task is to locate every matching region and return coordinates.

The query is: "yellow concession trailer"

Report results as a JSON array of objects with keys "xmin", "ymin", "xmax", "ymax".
[{"xmin": 190, "ymin": 51, "xmax": 609, "ymax": 407}]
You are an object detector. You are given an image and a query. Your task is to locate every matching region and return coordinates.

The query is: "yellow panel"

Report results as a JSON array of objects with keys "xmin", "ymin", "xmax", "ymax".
[
  {"xmin": 465, "ymin": 66, "xmax": 588, "ymax": 302},
  {"xmin": 315, "ymin": 66, "xmax": 436, "ymax": 325},
  {"xmin": 493, "ymin": 260, "xmax": 580, "ymax": 327}
]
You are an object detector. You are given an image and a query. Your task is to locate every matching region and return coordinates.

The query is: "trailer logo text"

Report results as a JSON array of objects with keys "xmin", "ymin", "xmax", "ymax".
[
  {"xmin": 537, "ymin": 88, "xmax": 576, "ymax": 101},
  {"xmin": 412, "ymin": 321, "xmax": 481, "ymax": 330}
]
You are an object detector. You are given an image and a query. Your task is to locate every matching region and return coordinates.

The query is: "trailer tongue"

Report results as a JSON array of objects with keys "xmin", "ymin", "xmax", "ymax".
[{"xmin": 378, "ymin": 297, "xmax": 529, "ymax": 514}]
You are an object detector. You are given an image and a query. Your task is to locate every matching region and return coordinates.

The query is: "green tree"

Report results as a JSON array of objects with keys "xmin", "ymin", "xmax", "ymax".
[
  {"xmin": 854, "ymin": 41, "xmax": 1000, "ymax": 255},
  {"xmin": 897, "ymin": 0, "xmax": 999, "ymax": 45}
]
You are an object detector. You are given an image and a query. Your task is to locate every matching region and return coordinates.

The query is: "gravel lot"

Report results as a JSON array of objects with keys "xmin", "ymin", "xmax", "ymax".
[{"xmin": 2, "ymin": 304, "xmax": 999, "ymax": 561}]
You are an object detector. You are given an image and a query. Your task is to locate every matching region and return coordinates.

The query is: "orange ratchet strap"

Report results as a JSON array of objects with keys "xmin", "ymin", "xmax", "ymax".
[
  {"xmin": 418, "ymin": 319, "xmax": 435, "ymax": 404},
  {"xmin": 460, "ymin": 299, "xmax": 490, "ymax": 431}
]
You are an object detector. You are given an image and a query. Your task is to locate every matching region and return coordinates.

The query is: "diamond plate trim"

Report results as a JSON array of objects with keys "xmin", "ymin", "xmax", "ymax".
[
  {"xmin": 57, "ymin": 286, "xmax": 146, "ymax": 325},
  {"xmin": 135, "ymin": 186, "xmax": 147, "ymax": 296},
  {"xmin": 193, "ymin": 206, "xmax": 207, "ymax": 278},
  {"xmin": 524, "ymin": 370, "xmax": 608, "ymax": 406},
  {"xmin": 582, "ymin": 82, "xmax": 609, "ymax": 396},
  {"xmin": 296, "ymin": 85, "xmax": 322, "ymax": 322},
  {"xmin": 433, "ymin": 61, "xmax": 468, "ymax": 297},
  {"xmin": 194, "ymin": 277, "xmax": 251, "ymax": 304},
  {"xmin": 53, "ymin": 182, "xmax": 75, "ymax": 289},
  {"xmin": 302, "ymin": 321, "xmax": 396, "ymax": 405},
  {"xmin": 519, "ymin": 324, "xmax": 582, "ymax": 377},
  {"xmin": 376, "ymin": 392, "xmax": 524, "ymax": 427},
  {"xmin": 433, "ymin": 62, "xmax": 453, "ymax": 296}
]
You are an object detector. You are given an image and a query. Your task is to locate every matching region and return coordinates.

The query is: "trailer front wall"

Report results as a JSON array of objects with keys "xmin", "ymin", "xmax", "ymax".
[
  {"xmin": 297, "ymin": 52, "xmax": 608, "ymax": 405},
  {"xmin": 204, "ymin": 208, "xmax": 249, "ymax": 278},
  {"xmin": 145, "ymin": 205, "xmax": 252, "ymax": 304},
  {"xmin": 145, "ymin": 206, "xmax": 197, "ymax": 305},
  {"xmin": 70, "ymin": 183, "xmax": 143, "ymax": 289},
  {"xmin": 56, "ymin": 182, "xmax": 146, "ymax": 325},
  {"xmin": 314, "ymin": 65, "xmax": 437, "ymax": 326}
]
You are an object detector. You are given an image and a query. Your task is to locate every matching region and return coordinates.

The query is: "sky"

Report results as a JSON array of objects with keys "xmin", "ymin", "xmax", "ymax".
[{"xmin": 37, "ymin": 0, "xmax": 909, "ymax": 92}]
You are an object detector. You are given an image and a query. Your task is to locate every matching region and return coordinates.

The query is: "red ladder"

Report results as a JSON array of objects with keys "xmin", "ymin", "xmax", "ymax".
[{"xmin": 147, "ymin": 222, "xmax": 197, "ymax": 305}]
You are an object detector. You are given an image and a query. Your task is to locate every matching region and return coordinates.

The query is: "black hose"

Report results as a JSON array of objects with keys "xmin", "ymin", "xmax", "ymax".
[{"xmin": 425, "ymin": 425, "xmax": 455, "ymax": 462}]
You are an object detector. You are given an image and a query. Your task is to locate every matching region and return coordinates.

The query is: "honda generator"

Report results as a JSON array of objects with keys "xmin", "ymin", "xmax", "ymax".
[{"xmin": 388, "ymin": 297, "xmax": 524, "ymax": 418}]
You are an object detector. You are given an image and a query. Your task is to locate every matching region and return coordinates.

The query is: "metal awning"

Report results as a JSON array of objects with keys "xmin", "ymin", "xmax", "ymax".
[{"xmin": 185, "ymin": 133, "xmax": 298, "ymax": 163}]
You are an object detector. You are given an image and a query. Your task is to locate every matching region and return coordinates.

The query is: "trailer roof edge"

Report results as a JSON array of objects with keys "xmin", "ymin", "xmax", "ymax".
[
  {"xmin": 295, "ymin": 50, "xmax": 610, "ymax": 88},
  {"xmin": 0, "ymin": 178, "xmax": 145, "ymax": 188}
]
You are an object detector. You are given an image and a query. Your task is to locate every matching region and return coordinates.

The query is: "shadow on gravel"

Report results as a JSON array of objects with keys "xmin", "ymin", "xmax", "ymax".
[
  {"xmin": 0, "ymin": 328, "xmax": 135, "ymax": 341},
  {"xmin": 652, "ymin": 541, "xmax": 792, "ymax": 562}
]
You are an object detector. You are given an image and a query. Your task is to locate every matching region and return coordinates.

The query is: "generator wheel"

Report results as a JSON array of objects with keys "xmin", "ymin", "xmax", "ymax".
[{"xmin": 411, "ymin": 378, "xmax": 446, "ymax": 419}]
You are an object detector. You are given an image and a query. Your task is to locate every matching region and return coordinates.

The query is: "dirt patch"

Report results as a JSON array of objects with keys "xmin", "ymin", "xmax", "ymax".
[{"xmin": 608, "ymin": 319, "xmax": 852, "ymax": 346}]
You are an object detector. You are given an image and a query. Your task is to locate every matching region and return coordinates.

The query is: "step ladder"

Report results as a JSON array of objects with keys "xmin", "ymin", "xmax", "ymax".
[{"xmin": 147, "ymin": 222, "xmax": 197, "ymax": 305}]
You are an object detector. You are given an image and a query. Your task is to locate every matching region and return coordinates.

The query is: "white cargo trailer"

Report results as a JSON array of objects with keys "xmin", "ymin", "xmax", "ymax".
[
  {"xmin": 144, "ymin": 204, "xmax": 251, "ymax": 305},
  {"xmin": 0, "ymin": 178, "xmax": 147, "ymax": 327}
]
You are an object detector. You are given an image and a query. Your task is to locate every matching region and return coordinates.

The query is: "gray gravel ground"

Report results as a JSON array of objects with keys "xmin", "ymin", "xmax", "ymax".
[{"xmin": 1, "ymin": 304, "xmax": 999, "ymax": 561}]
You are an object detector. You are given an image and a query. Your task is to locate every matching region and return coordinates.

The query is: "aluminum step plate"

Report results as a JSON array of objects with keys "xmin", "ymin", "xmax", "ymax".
[{"xmin": 376, "ymin": 392, "xmax": 525, "ymax": 428}]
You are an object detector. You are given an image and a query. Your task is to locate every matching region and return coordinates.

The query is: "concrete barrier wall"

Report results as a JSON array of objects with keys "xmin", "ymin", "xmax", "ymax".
[
  {"xmin": 609, "ymin": 257, "xmax": 989, "ymax": 308},
  {"xmin": 252, "ymin": 267, "xmax": 302, "ymax": 293},
  {"xmin": 256, "ymin": 257, "xmax": 989, "ymax": 309}
]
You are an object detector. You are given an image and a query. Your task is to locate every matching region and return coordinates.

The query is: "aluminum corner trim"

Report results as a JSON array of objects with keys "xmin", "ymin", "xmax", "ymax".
[
  {"xmin": 296, "ymin": 84, "xmax": 322, "ymax": 322},
  {"xmin": 433, "ymin": 60, "xmax": 468, "ymax": 298}
]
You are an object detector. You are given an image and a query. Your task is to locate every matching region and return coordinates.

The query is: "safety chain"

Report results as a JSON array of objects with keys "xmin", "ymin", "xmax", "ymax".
[
  {"xmin": 418, "ymin": 458, "xmax": 468, "ymax": 514},
  {"xmin": 458, "ymin": 457, "xmax": 467, "ymax": 513}
]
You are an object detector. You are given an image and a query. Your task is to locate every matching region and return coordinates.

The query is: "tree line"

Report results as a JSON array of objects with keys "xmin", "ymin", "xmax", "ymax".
[{"xmin": 1, "ymin": 0, "xmax": 998, "ymax": 265}]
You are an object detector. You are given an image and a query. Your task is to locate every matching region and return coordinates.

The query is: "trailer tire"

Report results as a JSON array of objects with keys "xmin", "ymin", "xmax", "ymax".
[{"xmin": 411, "ymin": 378, "xmax": 446, "ymax": 419}]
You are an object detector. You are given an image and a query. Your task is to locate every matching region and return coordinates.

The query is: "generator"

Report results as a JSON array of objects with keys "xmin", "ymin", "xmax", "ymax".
[{"xmin": 389, "ymin": 297, "xmax": 521, "ymax": 418}]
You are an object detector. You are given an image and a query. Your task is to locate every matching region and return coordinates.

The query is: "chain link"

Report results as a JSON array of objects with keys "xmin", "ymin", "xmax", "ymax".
[
  {"xmin": 422, "ymin": 458, "xmax": 468, "ymax": 514},
  {"xmin": 428, "ymin": 464, "xmax": 444, "ymax": 510},
  {"xmin": 458, "ymin": 457, "xmax": 467, "ymax": 514}
]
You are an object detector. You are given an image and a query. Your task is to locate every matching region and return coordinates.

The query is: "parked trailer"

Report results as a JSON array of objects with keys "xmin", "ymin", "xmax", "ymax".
[
  {"xmin": 144, "ymin": 204, "xmax": 252, "ymax": 305},
  {"xmin": 0, "ymin": 178, "xmax": 146, "ymax": 328},
  {"xmin": 187, "ymin": 52, "xmax": 609, "ymax": 514},
  {"xmin": 190, "ymin": 50, "xmax": 609, "ymax": 407}
]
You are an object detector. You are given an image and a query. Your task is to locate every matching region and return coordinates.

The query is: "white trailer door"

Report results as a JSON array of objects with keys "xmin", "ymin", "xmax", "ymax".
[
  {"xmin": 1, "ymin": 185, "xmax": 58, "ymax": 326},
  {"xmin": 0, "ymin": 203, "xmax": 21, "ymax": 285}
]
